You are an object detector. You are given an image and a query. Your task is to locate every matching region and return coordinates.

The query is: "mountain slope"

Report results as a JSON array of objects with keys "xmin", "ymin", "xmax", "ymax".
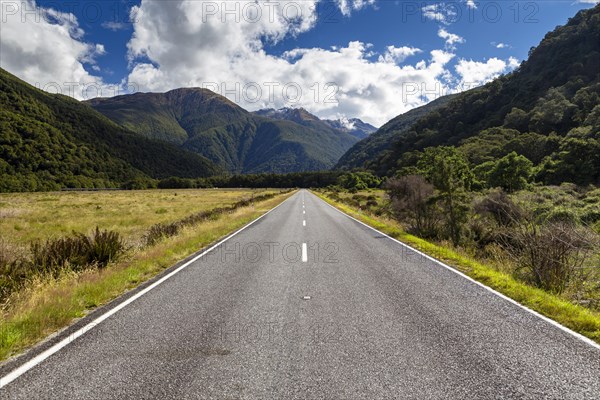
[
  {"xmin": 335, "ymin": 95, "xmax": 455, "ymax": 172},
  {"xmin": 0, "ymin": 68, "xmax": 220, "ymax": 191},
  {"xmin": 253, "ymin": 108, "xmax": 376, "ymax": 140},
  {"xmin": 89, "ymin": 93, "xmax": 360, "ymax": 173},
  {"xmin": 364, "ymin": 5, "xmax": 600, "ymax": 184}
]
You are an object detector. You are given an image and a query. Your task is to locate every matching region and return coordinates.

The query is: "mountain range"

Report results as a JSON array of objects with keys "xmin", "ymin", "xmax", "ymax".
[
  {"xmin": 1, "ymin": 4, "xmax": 598, "ymax": 191},
  {"xmin": 88, "ymin": 93, "xmax": 364, "ymax": 174},
  {"xmin": 338, "ymin": 4, "xmax": 600, "ymax": 185}
]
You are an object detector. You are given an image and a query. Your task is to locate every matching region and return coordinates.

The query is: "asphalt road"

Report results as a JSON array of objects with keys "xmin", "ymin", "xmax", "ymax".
[{"xmin": 2, "ymin": 190, "xmax": 600, "ymax": 399}]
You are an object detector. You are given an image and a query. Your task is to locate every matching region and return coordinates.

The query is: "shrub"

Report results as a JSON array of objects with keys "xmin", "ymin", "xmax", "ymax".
[
  {"xmin": 385, "ymin": 175, "xmax": 440, "ymax": 238},
  {"xmin": 31, "ymin": 227, "xmax": 126, "ymax": 274},
  {"xmin": 545, "ymin": 208, "xmax": 580, "ymax": 224},
  {"xmin": 475, "ymin": 190, "xmax": 523, "ymax": 227},
  {"xmin": 31, "ymin": 236, "xmax": 90, "ymax": 275},
  {"xmin": 144, "ymin": 223, "xmax": 181, "ymax": 246},
  {"xmin": 366, "ymin": 199, "xmax": 378, "ymax": 208},
  {"xmin": 581, "ymin": 206, "xmax": 600, "ymax": 224},
  {"xmin": 503, "ymin": 220, "xmax": 598, "ymax": 293},
  {"xmin": 87, "ymin": 227, "xmax": 127, "ymax": 268},
  {"xmin": 0, "ymin": 241, "xmax": 31, "ymax": 300}
]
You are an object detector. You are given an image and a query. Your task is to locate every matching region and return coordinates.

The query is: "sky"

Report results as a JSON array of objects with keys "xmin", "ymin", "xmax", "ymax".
[{"xmin": 0, "ymin": 0, "xmax": 597, "ymax": 126}]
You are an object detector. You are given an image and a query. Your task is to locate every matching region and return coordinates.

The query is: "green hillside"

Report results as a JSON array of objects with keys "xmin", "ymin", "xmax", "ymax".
[
  {"xmin": 335, "ymin": 95, "xmax": 455, "ymax": 172},
  {"xmin": 343, "ymin": 5, "xmax": 600, "ymax": 186},
  {"xmin": 0, "ymin": 68, "xmax": 220, "ymax": 192},
  {"xmin": 89, "ymin": 90, "xmax": 360, "ymax": 173}
]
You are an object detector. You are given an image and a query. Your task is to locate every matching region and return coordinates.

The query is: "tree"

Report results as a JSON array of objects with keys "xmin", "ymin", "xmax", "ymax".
[
  {"xmin": 529, "ymin": 89, "xmax": 577, "ymax": 134},
  {"xmin": 385, "ymin": 175, "xmax": 438, "ymax": 237},
  {"xmin": 337, "ymin": 171, "xmax": 382, "ymax": 191},
  {"xmin": 503, "ymin": 107, "xmax": 530, "ymax": 131},
  {"xmin": 418, "ymin": 147, "xmax": 473, "ymax": 246},
  {"xmin": 488, "ymin": 152, "xmax": 533, "ymax": 192}
]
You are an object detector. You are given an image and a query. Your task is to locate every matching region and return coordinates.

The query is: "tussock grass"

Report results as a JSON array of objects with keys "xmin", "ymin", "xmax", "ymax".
[
  {"xmin": 0, "ymin": 191, "xmax": 294, "ymax": 361},
  {"xmin": 0, "ymin": 189, "xmax": 277, "ymax": 245},
  {"xmin": 315, "ymin": 191, "xmax": 600, "ymax": 344}
]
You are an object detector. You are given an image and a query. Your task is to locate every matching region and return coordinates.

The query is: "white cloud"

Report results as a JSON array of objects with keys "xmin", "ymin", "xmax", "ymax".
[
  {"xmin": 422, "ymin": 3, "xmax": 458, "ymax": 25},
  {"xmin": 438, "ymin": 28, "xmax": 465, "ymax": 50},
  {"xmin": 0, "ymin": 0, "xmax": 112, "ymax": 99},
  {"xmin": 101, "ymin": 21, "xmax": 129, "ymax": 31},
  {"xmin": 455, "ymin": 57, "xmax": 520, "ymax": 86},
  {"xmin": 125, "ymin": 1, "xmax": 462, "ymax": 126},
  {"xmin": 378, "ymin": 46, "xmax": 422, "ymax": 64},
  {"xmin": 2, "ymin": 0, "xmax": 518, "ymax": 127},
  {"xmin": 492, "ymin": 42, "xmax": 511, "ymax": 49},
  {"xmin": 336, "ymin": 0, "xmax": 376, "ymax": 16},
  {"xmin": 576, "ymin": 0, "xmax": 599, "ymax": 3},
  {"xmin": 465, "ymin": 0, "xmax": 477, "ymax": 9}
]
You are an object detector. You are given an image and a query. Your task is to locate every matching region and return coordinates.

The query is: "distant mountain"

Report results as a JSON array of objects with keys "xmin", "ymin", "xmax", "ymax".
[
  {"xmin": 252, "ymin": 107, "xmax": 322, "ymax": 125},
  {"xmin": 89, "ymin": 93, "xmax": 360, "ymax": 174},
  {"xmin": 0, "ymin": 68, "xmax": 220, "ymax": 192},
  {"xmin": 335, "ymin": 95, "xmax": 455, "ymax": 172},
  {"xmin": 323, "ymin": 118, "xmax": 377, "ymax": 139},
  {"xmin": 253, "ymin": 107, "xmax": 376, "ymax": 139},
  {"xmin": 340, "ymin": 4, "xmax": 600, "ymax": 185}
]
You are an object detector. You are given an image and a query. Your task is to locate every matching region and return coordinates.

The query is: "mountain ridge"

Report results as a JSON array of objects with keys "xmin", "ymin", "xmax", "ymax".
[{"xmin": 89, "ymin": 90, "xmax": 361, "ymax": 173}]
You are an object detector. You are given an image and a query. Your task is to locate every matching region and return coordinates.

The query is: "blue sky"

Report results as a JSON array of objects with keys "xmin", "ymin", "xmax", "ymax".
[{"xmin": 2, "ymin": 1, "xmax": 597, "ymax": 125}]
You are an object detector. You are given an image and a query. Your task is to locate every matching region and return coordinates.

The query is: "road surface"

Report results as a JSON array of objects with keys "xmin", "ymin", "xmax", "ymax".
[{"xmin": 1, "ymin": 190, "xmax": 599, "ymax": 399}]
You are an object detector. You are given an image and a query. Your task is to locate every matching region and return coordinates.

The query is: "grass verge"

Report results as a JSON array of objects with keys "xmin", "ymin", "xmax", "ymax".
[
  {"xmin": 314, "ymin": 191, "xmax": 600, "ymax": 345},
  {"xmin": 0, "ymin": 191, "xmax": 295, "ymax": 362}
]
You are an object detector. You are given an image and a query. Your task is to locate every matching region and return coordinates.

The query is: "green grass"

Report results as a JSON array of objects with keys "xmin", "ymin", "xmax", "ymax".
[
  {"xmin": 0, "ymin": 191, "xmax": 294, "ymax": 361},
  {"xmin": 315, "ymin": 191, "xmax": 600, "ymax": 344}
]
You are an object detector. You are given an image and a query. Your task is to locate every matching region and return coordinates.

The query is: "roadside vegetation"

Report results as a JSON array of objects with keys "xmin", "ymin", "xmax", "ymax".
[
  {"xmin": 317, "ymin": 172, "xmax": 600, "ymax": 343},
  {"xmin": 0, "ymin": 189, "xmax": 293, "ymax": 361}
]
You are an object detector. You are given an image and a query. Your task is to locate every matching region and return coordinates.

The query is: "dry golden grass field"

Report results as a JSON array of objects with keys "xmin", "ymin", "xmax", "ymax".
[{"xmin": 0, "ymin": 189, "xmax": 278, "ymax": 246}]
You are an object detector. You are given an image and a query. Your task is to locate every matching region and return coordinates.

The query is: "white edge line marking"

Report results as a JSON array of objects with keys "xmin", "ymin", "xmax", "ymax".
[
  {"xmin": 302, "ymin": 243, "xmax": 308, "ymax": 262},
  {"xmin": 303, "ymin": 210, "xmax": 305, "ymax": 214},
  {"xmin": 313, "ymin": 192, "xmax": 600, "ymax": 351},
  {"xmin": 0, "ymin": 191, "xmax": 298, "ymax": 388},
  {"xmin": 303, "ymin": 220, "xmax": 306, "ymax": 227}
]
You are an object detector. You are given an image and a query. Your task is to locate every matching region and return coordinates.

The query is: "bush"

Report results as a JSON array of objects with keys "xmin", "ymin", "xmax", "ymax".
[
  {"xmin": 144, "ymin": 223, "xmax": 181, "ymax": 246},
  {"xmin": 31, "ymin": 227, "xmax": 126, "ymax": 275},
  {"xmin": 545, "ymin": 208, "xmax": 580, "ymax": 224},
  {"xmin": 31, "ymin": 237, "xmax": 90, "ymax": 275},
  {"xmin": 503, "ymin": 220, "xmax": 598, "ymax": 293},
  {"xmin": 0, "ymin": 241, "xmax": 31, "ymax": 300},
  {"xmin": 366, "ymin": 199, "xmax": 378, "ymax": 207},
  {"xmin": 385, "ymin": 175, "xmax": 440, "ymax": 238},
  {"xmin": 475, "ymin": 190, "xmax": 524, "ymax": 227},
  {"xmin": 581, "ymin": 206, "xmax": 600, "ymax": 224},
  {"xmin": 87, "ymin": 227, "xmax": 127, "ymax": 268}
]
